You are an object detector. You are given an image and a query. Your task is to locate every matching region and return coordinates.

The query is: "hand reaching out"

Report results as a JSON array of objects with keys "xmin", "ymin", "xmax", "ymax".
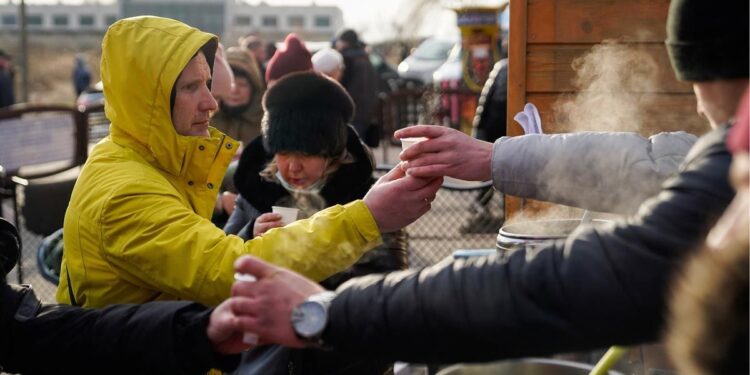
[
  {"xmin": 396, "ymin": 125, "xmax": 493, "ymax": 182},
  {"xmin": 253, "ymin": 212, "xmax": 283, "ymax": 237}
]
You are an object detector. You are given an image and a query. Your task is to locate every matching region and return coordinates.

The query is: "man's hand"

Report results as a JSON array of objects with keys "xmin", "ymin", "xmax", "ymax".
[
  {"xmin": 363, "ymin": 164, "xmax": 442, "ymax": 233},
  {"xmin": 253, "ymin": 212, "xmax": 283, "ymax": 237},
  {"xmin": 229, "ymin": 255, "xmax": 325, "ymax": 348},
  {"xmin": 206, "ymin": 295, "xmax": 259, "ymax": 354},
  {"xmin": 396, "ymin": 125, "xmax": 493, "ymax": 182}
]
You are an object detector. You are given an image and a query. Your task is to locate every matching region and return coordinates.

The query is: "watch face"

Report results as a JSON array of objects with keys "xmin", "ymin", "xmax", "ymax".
[{"xmin": 292, "ymin": 301, "xmax": 327, "ymax": 338}]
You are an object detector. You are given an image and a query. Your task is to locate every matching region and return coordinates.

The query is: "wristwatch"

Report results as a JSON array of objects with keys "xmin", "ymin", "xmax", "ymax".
[{"xmin": 291, "ymin": 291, "xmax": 337, "ymax": 347}]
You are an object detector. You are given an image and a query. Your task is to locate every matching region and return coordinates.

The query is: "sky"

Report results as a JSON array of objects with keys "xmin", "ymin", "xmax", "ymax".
[{"xmin": 7, "ymin": 0, "xmax": 506, "ymax": 42}]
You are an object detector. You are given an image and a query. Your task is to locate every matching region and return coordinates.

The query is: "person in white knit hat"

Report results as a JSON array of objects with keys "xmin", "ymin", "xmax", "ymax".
[{"xmin": 312, "ymin": 47, "xmax": 345, "ymax": 82}]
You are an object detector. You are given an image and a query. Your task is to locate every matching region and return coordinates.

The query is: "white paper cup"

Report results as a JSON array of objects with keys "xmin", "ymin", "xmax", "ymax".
[
  {"xmin": 400, "ymin": 137, "xmax": 428, "ymax": 151},
  {"xmin": 233, "ymin": 272, "xmax": 259, "ymax": 345},
  {"xmin": 272, "ymin": 206, "xmax": 299, "ymax": 225}
]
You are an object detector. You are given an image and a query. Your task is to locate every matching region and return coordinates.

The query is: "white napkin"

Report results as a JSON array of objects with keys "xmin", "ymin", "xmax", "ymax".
[{"xmin": 513, "ymin": 103, "xmax": 544, "ymax": 135}]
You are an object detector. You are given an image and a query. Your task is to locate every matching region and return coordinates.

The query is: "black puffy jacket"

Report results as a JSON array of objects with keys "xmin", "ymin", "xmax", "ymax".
[
  {"xmin": 0, "ymin": 282, "xmax": 238, "ymax": 374},
  {"xmin": 322, "ymin": 125, "xmax": 734, "ymax": 364}
]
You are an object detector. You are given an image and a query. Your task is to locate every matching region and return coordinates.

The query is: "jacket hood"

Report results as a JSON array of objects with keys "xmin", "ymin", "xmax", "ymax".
[
  {"xmin": 102, "ymin": 16, "xmax": 221, "ymax": 176},
  {"xmin": 234, "ymin": 125, "xmax": 375, "ymax": 213}
]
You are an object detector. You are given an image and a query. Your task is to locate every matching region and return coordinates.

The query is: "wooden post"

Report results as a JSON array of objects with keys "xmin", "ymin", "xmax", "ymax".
[{"xmin": 505, "ymin": 0, "xmax": 528, "ymax": 220}]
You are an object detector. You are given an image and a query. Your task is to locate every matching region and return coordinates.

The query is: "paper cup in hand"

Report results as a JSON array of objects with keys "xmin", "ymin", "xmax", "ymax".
[
  {"xmin": 234, "ymin": 272, "xmax": 259, "ymax": 345},
  {"xmin": 400, "ymin": 137, "xmax": 427, "ymax": 151},
  {"xmin": 272, "ymin": 206, "xmax": 299, "ymax": 225}
]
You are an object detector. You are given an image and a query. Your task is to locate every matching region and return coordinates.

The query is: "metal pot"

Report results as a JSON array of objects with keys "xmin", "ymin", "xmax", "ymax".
[
  {"xmin": 436, "ymin": 358, "xmax": 625, "ymax": 375},
  {"xmin": 497, "ymin": 218, "xmax": 611, "ymax": 256}
]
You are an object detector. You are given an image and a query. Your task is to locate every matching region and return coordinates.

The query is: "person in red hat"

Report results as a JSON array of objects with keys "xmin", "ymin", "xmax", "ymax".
[{"xmin": 264, "ymin": 33, "xmax": 312, "ymax": 86}]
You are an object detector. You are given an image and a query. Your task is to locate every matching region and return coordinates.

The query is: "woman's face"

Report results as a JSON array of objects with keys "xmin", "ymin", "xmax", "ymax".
[
  {"xmin": 224, "ymin": 76, "xmax": 252, "ymax": 107},
  {"xmin": 276, "ymin": 153, "xmax": 329, "ymax": 189}
]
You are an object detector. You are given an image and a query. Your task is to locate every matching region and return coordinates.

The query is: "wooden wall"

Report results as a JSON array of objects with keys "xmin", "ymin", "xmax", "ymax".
[{"xmin": 505, "ymin": 0, "xmax": 707, "ymax": 218}]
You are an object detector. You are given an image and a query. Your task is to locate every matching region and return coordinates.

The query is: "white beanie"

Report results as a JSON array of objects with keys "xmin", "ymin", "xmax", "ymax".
[{"xmin": 312, "ymin": 48, "xmax": 344, "ymax": 75}]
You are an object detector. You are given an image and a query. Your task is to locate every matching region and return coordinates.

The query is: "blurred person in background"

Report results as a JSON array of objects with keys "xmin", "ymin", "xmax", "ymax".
[
  {"xmin": 265, "ymin": 33, "xmax": 313, "ymax": 87},
  {"xmin": 265, "ymin": 41, "xmax": 277, "ymax": 67},
  {"xmin": 0, "ymin": 217, "xmax": 254, "ymax": 374},
  {"xmin": 0, "ymin": 50, "xmax": 15, "ymax": 108},
  {"xmin": 72, "ymin": 54, "xmax": 92, "ymax": 97},
  {"xmin": 211, "ymin": 47, "xmax": 266, "ymax": 146},
  {"xmin": 238, "ymin": 33, "xmax": 267, "ymax": 83},
  {"xmin": 223, "ymin": 0, "xmax": 747, "ymax": 366},
  {"xmin": 57, "ymin": 16, "xmax": 439, "ymax": 311},
  {"xmin": 312, "ymin": 47, "xmax": 345, "ymax": 82},
  {"xmin": 334, "ymin": 29, "xmax": 378, "ymax": 146},
  {"xmin": 226, "ymin": 71, "xmax": 407, "ymax": 375}
]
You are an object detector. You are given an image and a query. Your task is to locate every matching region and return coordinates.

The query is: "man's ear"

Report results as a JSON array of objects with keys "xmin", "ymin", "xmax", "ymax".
[{"xmin": 0, "ymin": 218, "xmax": 20, "ymax": 276}]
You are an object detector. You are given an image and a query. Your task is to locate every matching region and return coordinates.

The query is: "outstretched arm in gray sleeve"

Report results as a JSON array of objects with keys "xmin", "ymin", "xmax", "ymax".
[{"xmin": 491, "ymin": 131, "xmax": 697, "ymax": 214}]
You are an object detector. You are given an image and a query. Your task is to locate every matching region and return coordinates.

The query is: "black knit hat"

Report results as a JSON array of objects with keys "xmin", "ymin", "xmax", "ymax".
[
  {"xmin": 666, "ymin": 0, "xmax": 749, "ymax": 82},
  {"xmin": 262, "ymin": 71, "xmax": 354, "ymax": 157}
]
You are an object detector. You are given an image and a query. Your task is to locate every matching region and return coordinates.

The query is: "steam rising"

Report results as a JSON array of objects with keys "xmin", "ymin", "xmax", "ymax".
[
  {"xmin": 553, "ymin": 41, "xmax": 660, "ymax": 133},
  {"xmin": 506, "ymin": 41, "xmax": 686, "ymax": 225}
]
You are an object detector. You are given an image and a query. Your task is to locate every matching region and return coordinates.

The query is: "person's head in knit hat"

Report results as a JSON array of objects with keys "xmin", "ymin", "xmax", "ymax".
[
  {"xmin": 260, "ymin": 71, "xmax": 354, "ymax": 190},
  {"xmin": 665, "ymin": 0, "xmax": 748, "ymax": 129},
  {"xmin": 264, "ymin": 33, "xmax": 312, "ymax": 86}
]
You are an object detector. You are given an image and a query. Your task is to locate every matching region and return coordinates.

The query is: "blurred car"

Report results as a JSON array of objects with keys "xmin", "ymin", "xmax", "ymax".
[
  {"xmin": 432, "ymin": 43, "xmax": 463, "ymax": 88},
  {"xmin": 398, "ymin": 37, "xmax": 457, "ymax": 85}
]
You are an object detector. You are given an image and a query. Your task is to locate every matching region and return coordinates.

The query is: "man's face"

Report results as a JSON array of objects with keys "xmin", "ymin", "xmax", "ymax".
[
  {"xmin": 172, "ymin": 52, "xmax": 217, "ymax": 137},
  {"xmin": 692, "ymin": 79, "xmax": 748, "ymax": 128}
]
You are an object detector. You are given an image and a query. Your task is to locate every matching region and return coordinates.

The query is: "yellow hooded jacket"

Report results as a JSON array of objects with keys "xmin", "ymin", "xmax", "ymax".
[{"xmin": 56, "ymin": 16, "xmax": 381, "ymax": 308}]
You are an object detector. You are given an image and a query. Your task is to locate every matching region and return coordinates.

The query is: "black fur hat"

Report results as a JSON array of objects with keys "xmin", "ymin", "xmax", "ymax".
[
  {"xmin": 262, "ymin": 71, "xmax": 354, "ymax": 157},
  {"xmin": 666, "ymin": 0, "xmax": 749, "ymax": 82},
  {"xmin": 0, "ymin": 217, "xmax": 20, "ymax": 276}
]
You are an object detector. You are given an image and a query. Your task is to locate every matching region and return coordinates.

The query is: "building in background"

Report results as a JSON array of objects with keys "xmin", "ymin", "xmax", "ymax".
[{"xmin": 0, "ymin": 0, "xmax": 343, "ymax": 43}]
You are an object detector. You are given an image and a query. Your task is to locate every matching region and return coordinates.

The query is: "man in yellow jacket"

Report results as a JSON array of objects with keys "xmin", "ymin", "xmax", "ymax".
[{"xmin": 57, "ymin": 16, "xmax": 440, "ymax": 308}]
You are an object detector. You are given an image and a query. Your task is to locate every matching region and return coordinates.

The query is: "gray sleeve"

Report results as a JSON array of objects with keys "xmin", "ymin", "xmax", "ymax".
[{"xmin": 491, "ymin": 131, "xmax": 698, "ymax": 214}]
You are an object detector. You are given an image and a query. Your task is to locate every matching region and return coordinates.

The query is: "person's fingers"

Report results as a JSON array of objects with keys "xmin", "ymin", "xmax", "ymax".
[
  {"xmin": 228, "ymin": 296, "xmax": 260, "ymax": 316},
  {"xmin": 412, "ymin": 177, "xmax": 443, "ymax": 201},
  {"xmin": 402, "ymin": 152, "xmax": 456, "ymax": 170},
  {"xmin": 392, "ymin": 173, "xmax": 439, "ymax": 192},
  {"xmin": 231, "ymin": 279, "xmax": 258, "ymax": 298},
  {"xmin": 377, "ymin": 163, "xmax": 406, "ymax": 183},
  {"xmin": 258, "ymin": 213, "xmax": 282, "ymax": 222},
  {"xmin": 394, "ymin": 125, "xmax": 447, "ymax": 140},
  {"xmin": 400, "ymin": 134, "xmax": 459, "ymax": 161},
  {"xmin": 234, "ymin": 255, "xmax": 280, "ymax": 280},
  {"xmin": 404, "ymin": 164, "xmax": 454, "ymax": 178}
]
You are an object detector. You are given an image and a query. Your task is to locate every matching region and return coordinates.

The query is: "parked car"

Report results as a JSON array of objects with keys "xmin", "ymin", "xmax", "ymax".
[{"xmin": 398, "ymin": 37, "xmax": 457, "ymax": 85}]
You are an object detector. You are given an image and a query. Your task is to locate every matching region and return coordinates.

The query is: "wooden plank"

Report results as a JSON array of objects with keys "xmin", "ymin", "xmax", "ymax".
[
  {"xmin": 526, "ymin": 43, "xmax": 693, "ymax": 94},
  {"xmin": 506, "ymin": 0, "xmax": 529, "ymax": 218},
  {"xmin": 527, "ymin": 0, "xmax": 671, "ymax": 44},
  {"xmin": 523, "ymin": 93, "xmax": 709, "ymax": 136}
]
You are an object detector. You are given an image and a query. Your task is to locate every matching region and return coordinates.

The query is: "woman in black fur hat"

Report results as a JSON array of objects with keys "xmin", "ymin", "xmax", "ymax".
[{"xmin": 224, "ymin": 71, "xmax": 406, "ymax": 375}]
